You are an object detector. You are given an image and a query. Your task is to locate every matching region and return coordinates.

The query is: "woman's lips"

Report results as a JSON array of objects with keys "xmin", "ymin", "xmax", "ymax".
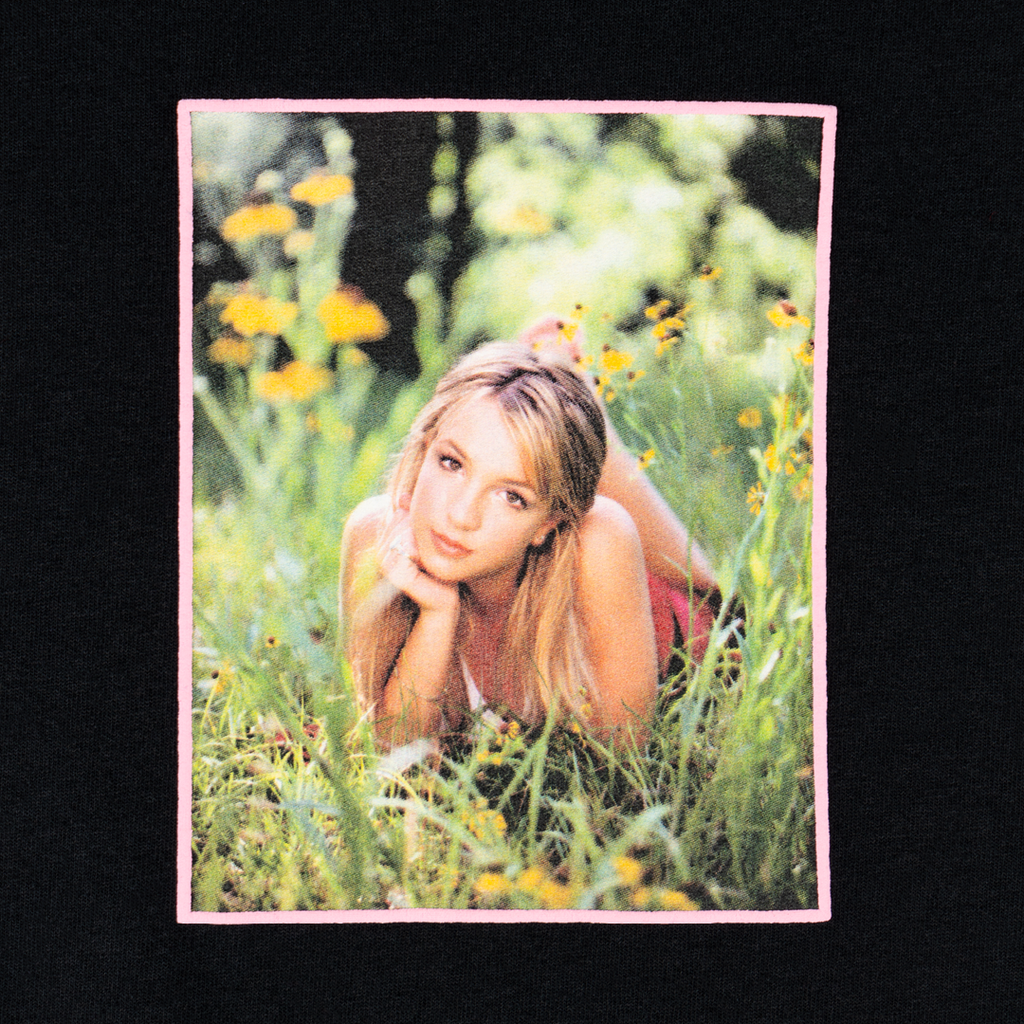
[{"xmin": 431, "ymin": 530, "xmax": 471, "ymax": 558}]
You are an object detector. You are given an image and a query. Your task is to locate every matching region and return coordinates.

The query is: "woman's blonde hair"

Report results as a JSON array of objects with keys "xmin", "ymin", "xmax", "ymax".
[{"xmin": 351, "ymin": 342, "xmax": 607, "ymax": 727}]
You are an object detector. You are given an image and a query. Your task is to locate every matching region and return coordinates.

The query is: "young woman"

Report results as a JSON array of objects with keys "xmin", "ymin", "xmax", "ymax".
[{"xmin": 340, "ymin": 318, "xmax": 720, "ymax": 750}]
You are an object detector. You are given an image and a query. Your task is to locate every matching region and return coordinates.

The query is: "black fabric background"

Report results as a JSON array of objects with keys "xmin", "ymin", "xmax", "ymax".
[{"xmin": 5, "ymin": 3, "xmax": 1022, "ymax": 1021}]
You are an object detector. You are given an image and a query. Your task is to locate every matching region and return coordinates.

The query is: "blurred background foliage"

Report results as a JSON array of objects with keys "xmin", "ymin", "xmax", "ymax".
[{"xmin": 192, "ymin": 109, "xmax": 820, "ymax": 583}]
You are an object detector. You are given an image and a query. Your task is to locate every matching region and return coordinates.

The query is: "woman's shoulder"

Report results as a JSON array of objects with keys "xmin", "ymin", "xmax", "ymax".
[
  {"xmin": 577, "ymin": 496, "xmax": 645, "ymax": 585},
  {"xmin": 579, "ymin": 495, "xmax": 642, "ymax": 547},
  {"xmin": 342, "ymin": 494, "xmax": 390, "ymax": 553}
]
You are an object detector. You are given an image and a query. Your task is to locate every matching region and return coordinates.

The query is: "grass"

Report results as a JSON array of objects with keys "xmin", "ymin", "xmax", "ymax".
[{"xmin": 189, "ymin": 324, "xmax": 817, "ymax": 912}]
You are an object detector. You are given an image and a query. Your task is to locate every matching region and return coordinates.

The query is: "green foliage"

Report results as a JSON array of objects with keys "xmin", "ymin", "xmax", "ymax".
[{"xmin": 190, "ymin": 111, "xmax": 819, "ymax": 913}]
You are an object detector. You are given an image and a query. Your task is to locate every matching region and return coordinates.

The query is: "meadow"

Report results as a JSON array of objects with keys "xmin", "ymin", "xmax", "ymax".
[{"xmin": 189, "ymin": 110, "xmax": 820, "ymax": 913}]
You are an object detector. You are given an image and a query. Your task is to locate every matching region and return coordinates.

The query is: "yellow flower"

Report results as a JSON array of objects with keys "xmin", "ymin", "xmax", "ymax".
[
  {"xmin": 474, "ymin": 873, "xmax": 510, "ymax": 899},
  {"xmin": 737, "ymin": 407, "xmax": 762, "ymax": 429},
  {"xmin": 221, "ymin": 202, "xmax": 297, "ymax": 242},
  {"xmin": 651, "ymin": 321, "xmax": 673, "ymax": 341},
  {"xmin": 599, "ymin": 347, "xmax": 634, "ymax": 373},
  {"xmin": 208, "ymin": 335, "xmax": 254, "ymax": 367},
  {"xmin": 765, "ymin": 444, "xmax": 781, "ymax": 473},
  {"xmin": 767, "ymin": 300, "xmax": 811, "ymax": 330},
  {"xmin": 317, "ymin": 285, "xmax": 390, "ymax": 344},
  {"xmin": 711, "ymin": 444, "xmax": 735, "ymax": 458},
  {"xmin": 282, "ymin": 229, "xmax": 315, "ymax": 258},
  {"xmin": 517, "ymin": 867, "xmax": 546, "ymax": 894},
  {"xmin": 506, "ymin": 721, "xmax": 521, "ymax": 739},
  {"xmin": 265, "ymin": 636, "xmax": 279, "ymax": 648},
  {"xmin": 342, "ymin": 346, "xmax": 370, "ymax": 366},
  {"xmin": 699, "ymin": 265, "xmax": 722, "ymax": 281},
  {"xmin": 654, "ymin": 335, "xmax": 680, "ymax": 357},
  {"xmin": 220, "ymin": 293, "xmax": 297, "ymax": 338},
  {"xmin": 575, "ymin": 354, "xmax": 594, "ymax": 371},
  {"xmin": 255, "ymin": 361, "xmax": 331, "ymax": 403},
  {"xmin": 660, "ymin": 316, "xmax": 687, "ymax": 332},
  {"xmin": 645, "ymin": 299, "xmax": 671, "ymax": 320},
  {"xmin": 747, "ymin": 482, "xmax": 766, "ymax": 515},
  {"xmin": 290, "ymin": 171, "xmax": 353, "ymax": 206},
  {"xmin": 792, "ymin": 338, "xmax": 815, "ymax": 366},
  {"xmin": 492, "ymin": 813, "xmax": 507, "ymax": 834},
  {"xmin": 538, "ymin": 880, "xmax": 574, "ymax": 909},
  {"xmin": 476, "ymin": 747, "xmax": 491, "ymax": 763},
  {"xmin": 795, "ymin": 467, "xmax": 813, "ymax": 502},
  {"xmin": 638, "ymin": 448, "xmax": 656, "ymax": 470},
  {"xmin": 658, "ymin": 889, "xmax": 699, "ymax": 911},
  {"xmin": 626, "ymin": 369, "xmax": 645, "ymax": 388},
  {"xmin": 612, "ymin": 856, "xmax": 643, "ymax": 887},
  {"xmin": 630, "ymin": 887, "xmax": 653, "ymax": 909}
]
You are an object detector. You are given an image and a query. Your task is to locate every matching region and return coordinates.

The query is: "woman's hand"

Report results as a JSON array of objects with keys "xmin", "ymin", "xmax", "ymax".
[{"xmin": 378, "ymin": 507, "xmax": 461, "ymax": 615}]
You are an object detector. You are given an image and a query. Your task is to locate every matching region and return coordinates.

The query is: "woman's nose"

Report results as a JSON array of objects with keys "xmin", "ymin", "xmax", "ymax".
[{"xmin": 447, "ymin": 487, "xmax": 481, "ymax": 531}]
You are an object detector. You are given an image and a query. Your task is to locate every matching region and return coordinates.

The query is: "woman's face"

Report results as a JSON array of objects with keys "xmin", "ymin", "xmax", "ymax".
[{"xmin": 408, "ymin": 393, "xmax": 558, "ymax": 596}]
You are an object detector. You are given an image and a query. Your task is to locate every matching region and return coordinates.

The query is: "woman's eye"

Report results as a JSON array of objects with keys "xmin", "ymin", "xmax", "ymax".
[
  {"xmin": 439, "ymin": 453, "xmax": 460, "ymax": 471},
  {"xmin": 504, "ymin": 490, "xmax": 527, "ymax": 509}
]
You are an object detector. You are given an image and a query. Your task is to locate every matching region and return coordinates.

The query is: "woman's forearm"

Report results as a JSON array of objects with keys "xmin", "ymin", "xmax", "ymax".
[
  {"xmin": 597, "ymin": 423, "xmax": 718, "ymax": 594},
  {"xmin": 376, "ymin": 604, "xmax": 461, "ymax": 745}
]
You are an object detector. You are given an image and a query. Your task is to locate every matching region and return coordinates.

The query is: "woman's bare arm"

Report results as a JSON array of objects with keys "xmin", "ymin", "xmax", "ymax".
[
  {"xmin": 575, "ymin": 497, "xmax": 659, "ymax": 746},
  {"xmin": 340, "ymin": 496, "xmax": 462, "ymax": 746},
  {"xmin": 518, "ymin": 315, "xmax": 717, "ymax": 595}
]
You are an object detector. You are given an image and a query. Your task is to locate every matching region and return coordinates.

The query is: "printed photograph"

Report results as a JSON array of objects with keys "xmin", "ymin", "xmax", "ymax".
[{"xmin": 183, "ymin": 101, "xmax": 830, "ymax": 920}]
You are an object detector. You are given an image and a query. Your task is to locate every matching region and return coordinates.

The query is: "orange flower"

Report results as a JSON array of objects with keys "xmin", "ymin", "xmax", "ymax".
[
  {"xmin": 208, "ymin": 335, "xmax": 254, "ymax": 367},
  {"xmin": 255, "ymin": 361, "xmax": 331, "ymax": 403},
  {"xmin": 221, "ymin": 203, "xmax": 297, "ymax": 242},
  {"xmin": 220, "ymin": 293, "xmax": 297, "ymax": 338},
  {"xmin": 290, "ymin": 171, "xmax": 353, "ymax": 206},
  {"xmin": 317, "ymin": 285, "xmax": 389, "ymax": 344}
]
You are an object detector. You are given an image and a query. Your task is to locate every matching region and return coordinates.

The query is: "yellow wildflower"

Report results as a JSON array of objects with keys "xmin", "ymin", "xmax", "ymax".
[
  {"xmin": 747, "ymin": 482, "xmax": 766, "ymax": 516},
  {"xmin": 711, "ymin": 444, "xmax": 735, "ymax": 458},
  {"xmin": 474, "ymin": 873, "xmax": 510, "ymax": 900},
  {"xmin": 255, "ymin": 361, "xmax": 331, "ymax": 404},
  {"xmin": 317, "ymin": 285, "xmax": 390, "ymax": 344},
  {"xmin": 492, "ymin": 813, "xmax": 507, "ymax": 834},
  {"xmin": 599, "ymin": 347, "xmax": 634, "ymax": 373},
  {"xmin": 655, "ymin": 334, "xmax": 680, "ymax": 357},
  {"xmin": 538, "ymin": 880, "xmax": 574, "ymax": 909},
  {"xmin": 645, "ymin": 299, "xmax": 671, "ymax": 319},
  {"xmin": 612, "ymin": 856, "xmax": 643, "ymax": 887},
  {"xmin": 630, "ymin": 887, "xmax": 654, "ymax": 909},
  {"xmin": 651, "ymin": 321, "xmax": 674, "ymax": 341},
  {"xmin": 517, "ymin": 867, "xmax": 546, "ymax": 894},
  {"xmin": 290, "ymin": 171, "xmax": 353, "ymax": 206},
  {"xmin": 506, "ymin": 721, "xmax": 521, "ymax": 739},
  {"xmin": 765, "ymin": 444, "xmax": 781, "ymax": 473},
  {"xmin": 737, "ymin": 407, "xmax": 762, "ymax": 429},
  {"xmin": 575, "ymin": 354, "xmax": 594, "ymax": 371},
  {"xmin": 626, "ymin": 369, "xmax": 645, "ymax": 388},
  {"xmin": 792, "ymin": 338, "xmax": 814, "ymax": 366},
  {"xmin": 658, "ymin": 889, "xmax": 699, "ymax": 911},
  {"xmin": 559, "ymin": 322, "xmax": 579, "ymax": 343},
  {"xmin": 220, "ymin": 293, "xmax": 297, "ymax": 338},
  {"xmin": 660, "ymin": 316, "xmax": 687, "ymax": 332},
  {"xmin": 221, "ymin": 202, "xmax": 297, "ymax": 242},
  {"xmin": 795, "ymin": 467, "xmax": 813, "ymax": 502},
  {"xmin": 476, "ymin": 748, "xmax": 491, "ymax": 763},
  {"xmin": 342, "ymin": 346, "xmax": 370, "ymax": 367},
  {"xmin": 265, "ymin": 636, "xmax": 279, "ymax": 648},
  {"xmin": 605, "ymin": 389, "xmax": 617, "ymax": 404},
  {"xmin": 699, "ymin": 265, "xmax": 722, "ymax": 281},
  {"xmin": 767, "ymin": 300, "xmax": 811, "ymax": 330},
  {"xmin": 282, "ymin": 229, "xmax": 315, "ymax": 258},
  {"xmin": 638, "ymin": 448, "xmax": 656, "ymax": 470},
  {"xmin": 208, "ymin": 335, "xmax": 254, "ymax": 367}
]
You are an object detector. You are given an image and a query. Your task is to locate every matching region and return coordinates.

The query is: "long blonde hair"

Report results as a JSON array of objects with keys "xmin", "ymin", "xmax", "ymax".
[{"xmin": 351, "ymin": 342, "xmax": 608, "ymax": 726}]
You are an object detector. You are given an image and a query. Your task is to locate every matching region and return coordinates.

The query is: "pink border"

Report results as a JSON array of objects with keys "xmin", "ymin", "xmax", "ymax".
[{"xmin": 178, "ymin": 99, "xmax": 835, "ymax": 924}]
